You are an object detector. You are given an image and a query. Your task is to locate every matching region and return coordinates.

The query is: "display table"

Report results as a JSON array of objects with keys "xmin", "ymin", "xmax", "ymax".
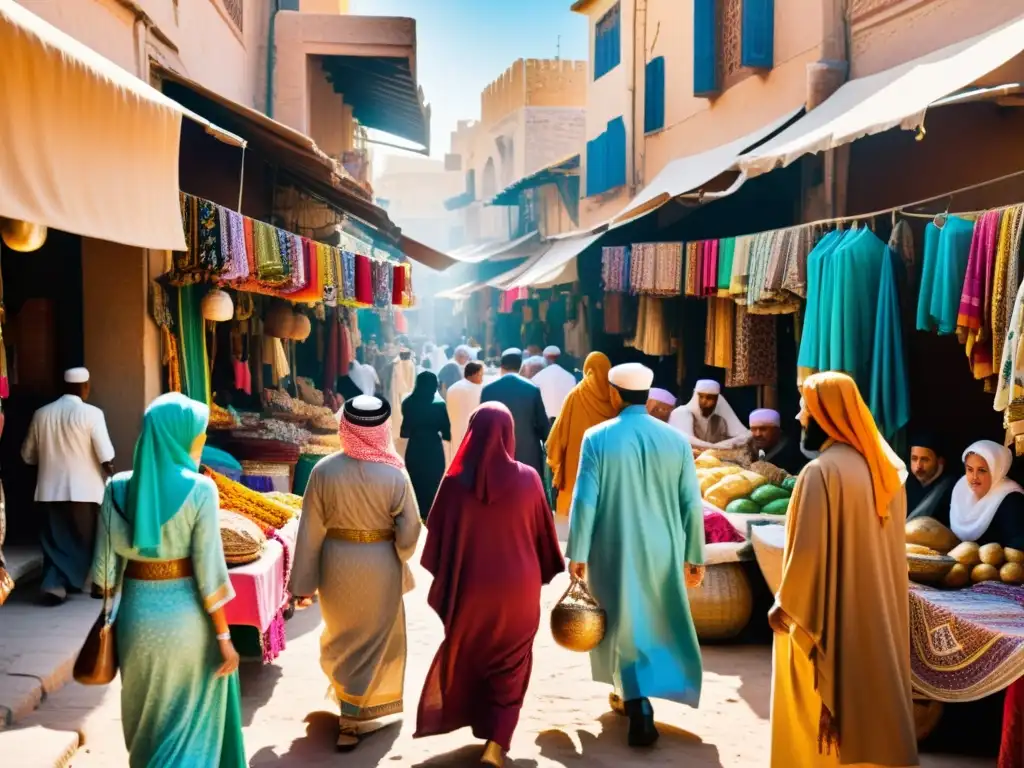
[{"xmin": 226, "ymin": 517, "xmax": 299, "ymax": 663}]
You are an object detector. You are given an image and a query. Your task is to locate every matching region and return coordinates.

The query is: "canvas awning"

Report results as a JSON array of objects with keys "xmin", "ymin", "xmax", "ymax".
[
  {"xmin": 739, "ymin": 13, "xmax": 1024, "ymax": 178},
  {"xmin": 0, "ymin": 0, "xmax": 195, "ymax": 250},
  {"xmin": 450, "ymin": 231, "xmax": 543, "ymax": 264},
  {"xmin": 504, "ymin": 229, "xmax": 605, "ymax": 290},
  {"xmin": 490, "ymin": 154, "xmax": 580, "ymax": 206},
  {"xmin": 611, "ymin": 108, "xmax": 802, "ymax": 228}
]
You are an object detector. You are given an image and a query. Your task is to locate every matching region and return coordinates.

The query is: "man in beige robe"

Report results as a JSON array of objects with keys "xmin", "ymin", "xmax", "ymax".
[
  {"xmin": 769, "ymin": 372, "xmax": 918, "ymax": 768},
  {"xmin": 290, "ymin": 395, "xmax": 422, "ymax": 751}
]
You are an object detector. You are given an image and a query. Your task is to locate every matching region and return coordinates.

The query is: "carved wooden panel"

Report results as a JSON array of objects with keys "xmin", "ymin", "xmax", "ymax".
[{"xmin": 719, "ymin": 0, "xmax": 753, "ymax": 91}]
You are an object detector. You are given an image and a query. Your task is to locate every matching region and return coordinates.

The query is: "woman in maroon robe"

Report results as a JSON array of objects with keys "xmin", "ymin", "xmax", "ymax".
[{"xmin": 415, "ymin": 402, "xmax": 565, "ymax": 766}]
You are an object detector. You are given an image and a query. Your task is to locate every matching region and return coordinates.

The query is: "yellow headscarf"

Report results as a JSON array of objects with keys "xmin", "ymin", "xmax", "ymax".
[
  {"xmin": 546, "ymin": 352, "xmax": 619, "ymax": 491},
  {"xmin": 802, "ymin": 371, "xmax": 907, "ymax": 519}
]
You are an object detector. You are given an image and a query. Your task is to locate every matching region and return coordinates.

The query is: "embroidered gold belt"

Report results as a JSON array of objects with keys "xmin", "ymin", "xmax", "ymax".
[
  {"xmin": 125, "ymin": 557, "xmax": 194, "ymax": 581},
  {"xmin": 326, "ymin": 528, "xmax": 394, "ymax": 544}
]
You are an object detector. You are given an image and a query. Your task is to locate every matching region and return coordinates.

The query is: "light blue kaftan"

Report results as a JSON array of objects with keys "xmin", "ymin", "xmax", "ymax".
[
  {"xmin": 870, "ymin": 246, "xmax": 911, "ymax": 441},
  {"xmin": 93, "ymin": 474, "xmax": 246, "ymax": 768},
  {"xmin": 798, "ymin": 229, "xmax": 844, "ymax": 371},
  {"xmin": 916, "ymin": 216, "xmax": 974, "ymax": 335},
  {"xmin": 567, "ymin": 405, "xmax": 705, "ymax": 706}
]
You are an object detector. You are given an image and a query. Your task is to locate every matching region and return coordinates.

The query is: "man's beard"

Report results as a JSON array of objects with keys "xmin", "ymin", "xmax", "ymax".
[
  {"xmin": 801, "ymin": 417, "xmax": 829, "ymax": 456},
  {"xmin": 699, "ymin": 408, "xmax": 715, "ymax": 418}
]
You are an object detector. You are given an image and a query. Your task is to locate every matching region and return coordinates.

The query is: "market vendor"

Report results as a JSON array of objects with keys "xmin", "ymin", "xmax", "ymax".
[
  {"xmin": 942, "ymin": 440, "xmax": 1024, "ymax": 550},
  {"xmin": 668, "ymin": 380, "xmax": 750, "ymax": 453},
  {"xmin": 748, "ymin": 409, "xmax": 804, "ymax": 475},
  {"xmin": 905, "ymin": 432, "xmax": 956, "ymax": 522}
]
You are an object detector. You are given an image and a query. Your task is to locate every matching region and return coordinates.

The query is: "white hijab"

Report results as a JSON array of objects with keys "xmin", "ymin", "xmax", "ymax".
[
  {"xmin": 683, "ymin": 391, "xmax": 746, "ymax": 436},
  {"xmin": 950, "ymin": 440, "xmax": 1023, "ymax": 541}
]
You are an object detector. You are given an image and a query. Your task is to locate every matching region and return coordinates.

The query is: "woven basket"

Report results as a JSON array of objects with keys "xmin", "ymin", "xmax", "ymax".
[
  {"xmin": 688, "ymin": 562, "xmax": 754, "ymax": 641},
  {"xmin": 219, "ymin": 510, "xmax": 266, "ymax": 566},
  {"xmin": 907, "ymin": 553, "xmax": 956, "ymax": 586},
  {"xmin": 749, "ymin": 460, "xmax": 790, "ymax": 486},
  {"xmin": 551, "ymin": 579, "xmax": 606, "ymax": 652}
]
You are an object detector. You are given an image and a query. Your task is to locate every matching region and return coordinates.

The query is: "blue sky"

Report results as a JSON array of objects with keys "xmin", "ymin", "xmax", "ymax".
[{"xmin": 349, "ymin": 0, "xmax": 588, "ymax": 159}]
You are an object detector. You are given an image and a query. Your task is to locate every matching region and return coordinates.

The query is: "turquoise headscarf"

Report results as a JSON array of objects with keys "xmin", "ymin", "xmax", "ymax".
[{"xmin": 126, "ymin": 392, "xmax": 210, "ymax": 557}]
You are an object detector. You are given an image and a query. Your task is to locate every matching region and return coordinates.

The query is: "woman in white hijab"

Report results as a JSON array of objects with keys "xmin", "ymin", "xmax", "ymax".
[{"xmin": 946, "ymin": 440, "xmax": 1024, "ymax": 549}]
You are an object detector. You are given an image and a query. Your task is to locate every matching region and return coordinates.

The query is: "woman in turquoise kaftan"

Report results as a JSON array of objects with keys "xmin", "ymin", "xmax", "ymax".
[{"xmin": 92, "ymin": 393, "xmax": 246, "ymax": 768}]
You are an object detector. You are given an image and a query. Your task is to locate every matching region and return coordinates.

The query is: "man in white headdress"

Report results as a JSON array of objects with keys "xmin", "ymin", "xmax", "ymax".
[
  {"xmin": 531, "ymin": 346, "xmax": 577, "ymax": 421},
  {"xmin": 519, "ymin": 355, "xmax": 547, "ymax": 380},
  {"xmin": 568, "ymin": 363, "xmax": 705, "ymax": 748},
  {"xmin": 668, "ymin": 380, "xmax": 751, "ymax": 453},
  {"xmin": 646, "ymin": 387, "xmax": 677, "ymax": 422},
  {"xmin": 348, "ymin": 360, "xmax": 379, "ymax": 398},
  {"xmin": 436, "ymin": 345, "xmax": 472, "ymax": 399},
  {"xmin": 21, "ymin": 367, "xmax": 115, "ymax": 605},
  {"xmin": 423, "ymin": 343, "xmax": 449, "ymax": 374},
  {"xmin": 749, "ymin": 408, "xmax": 805, "ymax": 475}
]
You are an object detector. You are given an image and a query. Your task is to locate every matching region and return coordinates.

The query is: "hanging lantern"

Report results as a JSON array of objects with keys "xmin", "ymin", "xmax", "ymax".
[
  {"xmin": 290, "ymin": 313, "xmax": 311, "ymax": 342},
  {"xmin": 201, "ymin": 288, "xmax": 234, "ymax": 322},
  {"xmin": 1, "ymin": 218, "xmax": 47, "ymax": 252}
]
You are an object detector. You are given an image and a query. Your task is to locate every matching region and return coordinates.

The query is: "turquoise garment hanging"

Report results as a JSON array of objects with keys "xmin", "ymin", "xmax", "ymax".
[
  {"xmin": 916, "ymin": 216, "xmax": 974, "ymax": 335},
  {"xmin": 127, "ymin": 392, "xmax": 210, "ymax": 557},
  {"xmin": 797, "ymin": 229, "xmax": 843, "ymax": 371},
  {"xmin": 717, "ymin": 238, "xmax": 736, "ymax": 291},
  {"xmin": 870, "ymin": 246, "xmax": 910, "ymax": 440},
  {"xmin": 829, "ymin": 229, "xmax": 886, "ymax": 391},
  {"xmin": 177, "ymin": 284, "xmax": 211, "ymax": 405}
]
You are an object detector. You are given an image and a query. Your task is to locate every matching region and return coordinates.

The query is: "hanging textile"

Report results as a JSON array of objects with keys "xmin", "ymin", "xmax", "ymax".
[
  {"xmin": 253, "ymin": 221, "xmax": 287, "ymax": 286},
  {"xmin": 869, "ymin": 245, "xmax": 910, "ymax": 441},
  {"xmin": 177, "ymin": 284, "xmax": 211, "ymax": 405},
  {"xmin": 218, "ymin": 207, "xmax": 249, "ymax": 282},
  {"xmin": 371, "ymin": 260, "xmax": 393, "ymax": 308},
  {"xmin": 1005, "ymin": 210, "xmax": 1024, "ymax": 345},
  {"xmin": 354, "ymin": 254, "xmax": 373, "ymax": 305},
  {"xmin": 601, "ymin": 246, "xmax": 631, "ymax": 292},
  {"xmin": 829, "ymin": 228, "xmax": 886, "ymax": 391},
  {"xmin": 796, "ymin": 229, "xmax": 845, "ymax": 376},
  {"xmin": 341, "ymin": 251, "xmax": 357, "ymax": 302},
  {"xmin": 392, "ymin": 261, "xmax": 407, "ymax": 305},
  {"xmin": 684, "ymin": 242, "xmax": 700, "ymax": 296},
  {"xmin": 626, "ymin": 296, "xmax": 674, "ymax": 357},
  {"xmin": 916, "ymin": 215, "xmax": 974, "ymax": 335},
  {"xmin": 563, "ymin": 298, "xmax": 591, "ymax": 358},
  {"xmin": 603, "ymin": 291, "xmax": 624, "ymax": 334},
  {"xmin": 994, "ymin": 207, "xmax": 1024, "ymax": 368},
  {"xmin": 995, "ymin": 267, "xmax": 1024, "ymax": 420},
  {"xmin": 958, "ymin": 210, "xmax": 1001, "ymax": 385},
  {"xmin": 630, "ymin": 242, "xmax": 683, "ymax": 296},
  {"xmin": 726, "ymin": 303, "xmax": 776, "ymax": 387},
  {"xmin": 728, "ymin": 235, "xmax": 753, "ymax": 296},
  {"xmin": 717, "ymin": 238, "xmax": 735, "ymax": 295},
  {"xmin": 700, "ymin": 240, "xmax": 719, "ymax": 297},
  {"xmin": 704, "ymin": 297, "xmax": 734, "ymax": 370},
  {"xmin": 281, "ymin": 240, "xmax": 323, "ymax": 303}
]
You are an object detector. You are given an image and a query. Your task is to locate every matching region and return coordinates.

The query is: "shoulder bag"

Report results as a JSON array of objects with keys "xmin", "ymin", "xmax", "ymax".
[{"xmin": 73, "ymin": 484, "xmax": 127, "ymax": 685}]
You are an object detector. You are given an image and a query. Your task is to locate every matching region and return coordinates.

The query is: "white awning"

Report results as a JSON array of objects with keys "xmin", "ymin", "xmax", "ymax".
[
  {"xmin": 449, "ymin": 231, "xmax": 542, "ymax": 264},
  {"xmin": 505, "ymin": 229, "xmax": 605, "ymax": 290},
  {"xmin": 611, "ymin": 107, "xmax": 803, "ymax": 228},
  {"xmin": 0, "ymin": 0, "xmax": 192, "ymax": 250},
  {"xmin": 435, "ymin": 281, "xmax": 483, "ymax": 300},
  {"xmin": 739, "ymin": 14, "xmax": 1024, "ymax": 178}
]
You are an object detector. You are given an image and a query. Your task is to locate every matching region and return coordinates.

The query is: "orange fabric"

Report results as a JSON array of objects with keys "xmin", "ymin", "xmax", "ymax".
[
  {"xmin": 801, "ymin": 371, "xmax": 907, "ymax": 519},
  {"xmin": 546, "ymin": 352, "xmax": 620, "ymax": 513}
]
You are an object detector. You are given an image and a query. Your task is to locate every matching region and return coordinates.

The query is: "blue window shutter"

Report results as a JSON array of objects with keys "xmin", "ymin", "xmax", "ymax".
[
  {"xmin": 606, "ymin": 117, "xmax": 627, "ymax": 190},
  {"xmin": 693, "ymin": 0, "xmax": 719, "ymax": 97},
  {"xmin": 594, "ymin": 3, "xmax": 621, "ymax": 80},
  {"xmin": 741, "ymin": 0, "xmax": 774, "ymax": 69},
  {"xmin": 644, "ymin": 57, "xmax": 666, "ymax": 133},
  {"xmin": 585, "ymin": 136, "xmax": 600, "ymax": 197}
]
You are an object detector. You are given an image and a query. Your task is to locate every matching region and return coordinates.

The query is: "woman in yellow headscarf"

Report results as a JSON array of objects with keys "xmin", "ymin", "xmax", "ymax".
[
  {"xmin": 546, "ymin": 352, "xmax": 621, "ymax": 518},
  {"xmin": 769, "ymin": 371, "xmax": 916, "ymax": 768}
]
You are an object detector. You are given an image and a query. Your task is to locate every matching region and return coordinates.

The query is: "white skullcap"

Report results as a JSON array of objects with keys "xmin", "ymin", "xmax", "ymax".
[
  {"xmin": 694, "ymin": 379, "xmax": 721, "ymax": 395},
  {"xmin": 64, "ymin": 367, "xmax": 89, "ymax": 384},
  {"xmin": 749, "ymin": 408, "xmax": 781, "ymax": 427},
  {"xmin": 455, "ymin": 344, "xmax": 472, "ymax": 356},
  {"xmin": 502, "ymin": 347, "xmax": 522, "ymax": 357},
  {"xmin": 543, "ymin": 346, "xmax": 561, "ymax": 356},
  {"xmin": 608, "ymin": 363, "xmax": 654, "ymax": 391},
  {"xmin": 350, "ymin": 395, "xmax": 382, "ymax": 412},
  {"xmin": 649, "ymin": 387, "xmax": 677, "ymax": 406}
]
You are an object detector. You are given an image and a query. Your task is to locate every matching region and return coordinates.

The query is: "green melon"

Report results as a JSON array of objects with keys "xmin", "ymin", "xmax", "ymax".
[
  {"xmin": 781, "ymin": 476, "xmax": 798, "ymax": 492},
  {"xmin": 725, "ymin": 498, "xmax": 760, "ymax": 515},
  {"xmin": 750, "ymin": 484, "xmax": 791, "ymax": 507},
  {"xmin": 762, "ymin": 498, "xmax": 791, "ymax": 516}
]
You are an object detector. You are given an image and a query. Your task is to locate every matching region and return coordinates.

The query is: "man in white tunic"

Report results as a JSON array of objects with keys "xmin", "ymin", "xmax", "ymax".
[
  {"xmin": 444, "ymin": 361, "xmax": 484, "ymax": 464},
  {"xmin": 21, "ymin": 368, "xmax": 115, "ymax": 605},
  {"xmin": 531, "ymin": 346, "xmax": 577, "ymax": 422},
  {"xmin": 668, "ymin": 379, "xmax": 751, "ymax": 453},
  {"xmin": 390, "ymin": 350, "xmax": 417, "ymax": 456},
  {"xmin": 290, "ymin": 395, "xmax": 421, "ymax": 751}
]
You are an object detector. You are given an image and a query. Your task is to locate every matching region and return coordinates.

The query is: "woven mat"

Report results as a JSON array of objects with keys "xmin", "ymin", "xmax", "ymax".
[{"xmin": 910, "ymin": 582, "xmax": 1024, "ymax": 702}]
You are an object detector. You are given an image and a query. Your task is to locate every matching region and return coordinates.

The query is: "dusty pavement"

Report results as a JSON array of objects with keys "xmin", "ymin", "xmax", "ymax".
[{"xmin": 13, "ymin": 538, "xmax": 995, "ymax": 768}]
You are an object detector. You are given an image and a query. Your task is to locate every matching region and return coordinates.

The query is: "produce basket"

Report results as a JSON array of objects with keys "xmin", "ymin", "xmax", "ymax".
[
  {"xmin": 687, "ymin": 562, "xmax": 753, "ymax": 641},
  {"xmin": 907, "ymin": 553, "xmax": 956, "ymax": 586}
]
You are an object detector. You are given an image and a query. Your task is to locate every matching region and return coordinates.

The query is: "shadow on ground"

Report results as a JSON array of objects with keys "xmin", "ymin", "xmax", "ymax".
[
  {"xmin": 248, "ymin": 711, "xmax": 401, "ymax": 766},
  {"xmin": 536, "ymin": 713, "xmax": 723, "ymax": 766},
  {"xmin": 411, "ymin": 744, "xmax": 538, "ymax": 767}
]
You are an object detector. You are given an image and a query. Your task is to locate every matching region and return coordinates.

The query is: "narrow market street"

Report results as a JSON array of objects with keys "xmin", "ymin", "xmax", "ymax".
[{"xmin": 9, "ymin": 536, "xmax": 988, "ymax": 768}]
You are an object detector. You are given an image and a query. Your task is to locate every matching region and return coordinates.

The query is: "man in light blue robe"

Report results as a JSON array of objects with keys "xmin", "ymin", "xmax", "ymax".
[{"xmin": 567, "ymin": 362, "xmax": 706, "ymax": 748}]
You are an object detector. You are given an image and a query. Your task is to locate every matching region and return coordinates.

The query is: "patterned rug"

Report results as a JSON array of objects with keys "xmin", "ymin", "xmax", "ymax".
[{"xmin": 910, "ymin": 582, "xmax": 1024, "ymax": 702}]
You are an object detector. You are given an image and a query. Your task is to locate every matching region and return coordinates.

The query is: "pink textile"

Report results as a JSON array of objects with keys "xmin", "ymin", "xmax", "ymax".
[
  {"xmin": 704, "ymin": 510, "xmax": 745, "ymax": 544},
  {"xmin": 225, "ymin": 517, "xmax": 298, "ymax": 633}
]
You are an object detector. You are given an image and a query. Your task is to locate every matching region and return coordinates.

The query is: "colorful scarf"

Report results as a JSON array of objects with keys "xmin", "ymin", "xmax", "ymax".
[
  {"xmin": 339, "ymin": 416, "xmax": 404, "ymax": 470},
  {"xmin": 959, "ymin": 210, "xmax": 1001, "ymax": 381}
]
